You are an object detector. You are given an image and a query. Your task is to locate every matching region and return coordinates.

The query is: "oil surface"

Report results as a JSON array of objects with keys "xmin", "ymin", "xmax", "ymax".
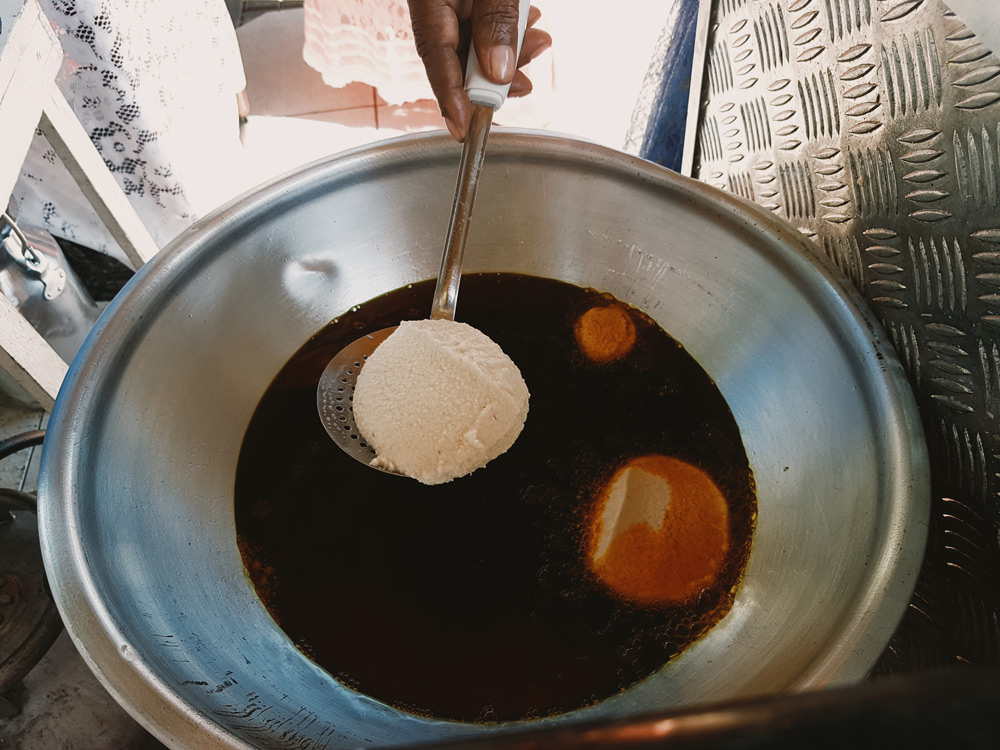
[{"xmin": 235, "ymin": 274, "xmax": 756, "ymax": 722}]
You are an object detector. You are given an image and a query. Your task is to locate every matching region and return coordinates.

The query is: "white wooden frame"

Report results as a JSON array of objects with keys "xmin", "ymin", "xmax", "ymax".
[{"xmin": 0, "ymin": 0, "xmax": 157, "ymax": 409}]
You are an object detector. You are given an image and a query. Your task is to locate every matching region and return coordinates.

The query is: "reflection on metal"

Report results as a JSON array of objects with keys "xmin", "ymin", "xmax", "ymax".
[{"xmin": 693, "ymin": 0, "xmax": 1000, "ymax": 672}]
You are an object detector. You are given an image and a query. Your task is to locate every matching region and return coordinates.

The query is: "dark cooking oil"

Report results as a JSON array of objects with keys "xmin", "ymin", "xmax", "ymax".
[{"xmin": 235, "ymin": 274, "xmax": 756, "ymax": 723}]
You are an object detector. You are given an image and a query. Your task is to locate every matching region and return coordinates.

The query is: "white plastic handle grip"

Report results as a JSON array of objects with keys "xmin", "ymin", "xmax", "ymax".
[{"xmin": 464, "ymin": 0, "xmax": 532, "ymax": 110}]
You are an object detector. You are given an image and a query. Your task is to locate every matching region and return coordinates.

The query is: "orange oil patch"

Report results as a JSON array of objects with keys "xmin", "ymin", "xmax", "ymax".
[
  {"xmin": 573, "ymin": 304, "xmax": 637, "ymax": 364},
  {"xmin": 587, "ymin": 455, "xmax": 730, "ymax": 605}
]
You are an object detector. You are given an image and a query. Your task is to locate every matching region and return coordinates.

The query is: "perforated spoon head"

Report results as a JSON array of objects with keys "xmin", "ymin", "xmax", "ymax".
[
  {"xmin": 316, "ymin": 109, "xmax": 495, "ymax": 467},
  {"xmin": 316, "ymin": 326, "xmax": 401, "ymax": 473}
]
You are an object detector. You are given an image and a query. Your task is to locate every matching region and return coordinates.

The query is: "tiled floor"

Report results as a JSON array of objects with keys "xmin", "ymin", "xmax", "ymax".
[
  {"xmin": 235, "ymin": 6, "xmax": 445, "ymax": 186},
  {"xmin": 235, "ymin": 2, "xmax": 677, "ymax": 186},
  {"xmin": 236, "ymin": 8, "xmax": 449, "ymax": 132}
]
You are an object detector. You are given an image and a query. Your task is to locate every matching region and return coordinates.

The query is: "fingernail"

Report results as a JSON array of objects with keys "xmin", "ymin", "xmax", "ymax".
[
  {"xmin": 490, "ymin": 46, "xmax": 515, "ymax": 82},
  {"xmin": 444, "ymin": 117, "xmax": 463, "ymax": 142}
]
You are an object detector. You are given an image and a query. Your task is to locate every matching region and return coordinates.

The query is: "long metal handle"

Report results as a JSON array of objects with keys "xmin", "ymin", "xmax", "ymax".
[{"xmin": 429, "ymin": 103, "xmax": 494, "ymax": 321}]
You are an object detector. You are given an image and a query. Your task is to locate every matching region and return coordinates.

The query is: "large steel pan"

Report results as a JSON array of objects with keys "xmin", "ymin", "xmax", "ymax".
[{"xmin": 38, "ymin": 132, "xmax": 929, "ymax": 749}]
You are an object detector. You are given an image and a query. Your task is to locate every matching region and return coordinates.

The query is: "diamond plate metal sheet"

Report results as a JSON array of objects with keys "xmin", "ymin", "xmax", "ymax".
[{"xmin": 694, "ymin": 0, "xmax": 1000, "ymax": 674}]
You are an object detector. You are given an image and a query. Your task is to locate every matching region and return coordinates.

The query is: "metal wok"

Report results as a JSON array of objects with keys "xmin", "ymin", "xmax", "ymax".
[{"xmin": 38, "ymin": 131, "xmax": 929, "ymax": 749}]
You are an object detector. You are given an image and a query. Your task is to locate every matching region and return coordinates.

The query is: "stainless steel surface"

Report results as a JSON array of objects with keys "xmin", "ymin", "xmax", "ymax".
[
  {"xmin": 38, "ymin": 131, "xmax": 928, "ymax": 749},
  {"xmin": 317, "ymin": 103, "xmax": 495, "ymax": 468},
  {"xmin": 0, "ymin": 217, "xmax": 101, "ymax": 363},
  {"xmin": 690, "ymin": 0, "xmax": 1000, "ymax": 673}
]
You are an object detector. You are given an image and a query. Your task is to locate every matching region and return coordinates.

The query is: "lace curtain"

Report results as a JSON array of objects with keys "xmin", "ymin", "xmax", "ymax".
[
  {"xmin": 302, "ymin": 0, "xmax": 434, "ymax": 105},
  {"xmin": 10, "ymin": 0, "xmax": 247, "ymax": 266}
]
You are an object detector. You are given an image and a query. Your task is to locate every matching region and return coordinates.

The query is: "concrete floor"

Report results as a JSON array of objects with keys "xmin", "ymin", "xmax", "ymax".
[
  {"xmin": 0, "ymin": 634, "xmax": 165, "ymax": 750},
  {"xmin": 0, "ymin": 391, "xmax": 44, "ymax": 495},
  {"xmin": 0, "ymin": 394, "xmax": 167, "ymax": 749}
]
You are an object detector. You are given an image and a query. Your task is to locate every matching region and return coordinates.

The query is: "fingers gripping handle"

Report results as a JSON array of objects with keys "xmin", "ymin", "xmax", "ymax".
[{"xmin": 464, "ymin": 0, "xmax": 532, "ymax": 109}]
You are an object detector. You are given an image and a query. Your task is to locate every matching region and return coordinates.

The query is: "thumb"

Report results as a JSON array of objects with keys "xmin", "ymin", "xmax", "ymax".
[{"xmin": 471, "ymin": 0, "xmax": 521, "ymax": 84}]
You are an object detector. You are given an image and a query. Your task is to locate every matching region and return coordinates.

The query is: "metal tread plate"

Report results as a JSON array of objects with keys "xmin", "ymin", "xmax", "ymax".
[{"xmin": 693, "ymin": 0, "xmax": 1000, "ymax": 674}]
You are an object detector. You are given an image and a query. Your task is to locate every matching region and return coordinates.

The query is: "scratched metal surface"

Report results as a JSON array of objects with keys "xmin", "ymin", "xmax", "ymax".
[{"xmin": 692, "ymin": 0, "xmax": 1000, "ymax": 673}]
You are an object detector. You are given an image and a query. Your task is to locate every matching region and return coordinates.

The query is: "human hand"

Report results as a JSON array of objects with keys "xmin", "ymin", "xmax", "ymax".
[{"xmin": 408, "ymin": 1, "xmax": 552, "ymax": 141}]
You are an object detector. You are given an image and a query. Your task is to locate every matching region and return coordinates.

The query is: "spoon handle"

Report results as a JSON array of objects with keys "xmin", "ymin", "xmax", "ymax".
[
  {"xmin": 430, "ymin": 104, "xmax": 492, "ymax": 321},
  {"xmin": 429, "ymin": 0, "xmax": 531, "ymax": 321}
]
